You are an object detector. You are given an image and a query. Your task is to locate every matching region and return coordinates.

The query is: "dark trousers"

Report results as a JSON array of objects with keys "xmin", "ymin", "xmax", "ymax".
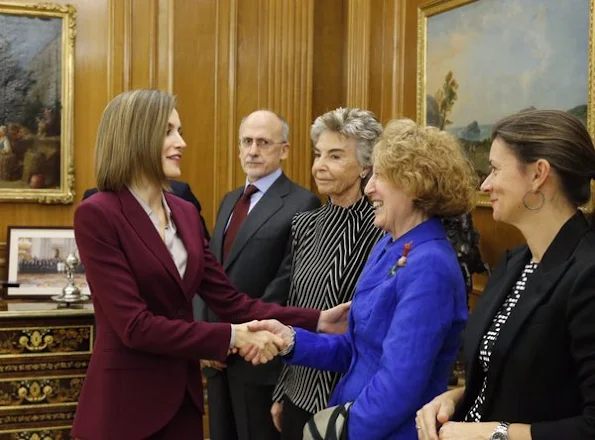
[
  {"xmin": 207, "ymin": 370, "xmax": 280, "ymax": 440},
  {"xmin": 151, "ymin": 393, "xmax": 203, "ymax": 439},
  {"xmin": 281, "ymin": 396, "xmax": 314, "ymax": 440}
]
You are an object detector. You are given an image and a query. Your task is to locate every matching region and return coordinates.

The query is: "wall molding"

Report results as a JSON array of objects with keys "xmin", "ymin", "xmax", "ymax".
[
  {"xmin": 212, "ymin": 0, "xmax": 238, "ymax": 218},
  {"xmin": 345, "ymin": 0, "xmax": 371, "ymax": 108},
  {"xmin": 257, "ymin": 0, "xmax": 315, "ymax": 188},
  {"xmin": 157, "ymin": 0, "xmax": 174, "ymax": 92},
  {"xmin": 107, "ymin": 0, "xmax": 129, "ymax": 97}
]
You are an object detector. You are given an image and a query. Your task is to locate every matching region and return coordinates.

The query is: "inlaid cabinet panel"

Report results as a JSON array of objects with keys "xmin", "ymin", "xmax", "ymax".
[{"xmin": 0, "ymin": 306, "xmax": 94, "ymax": 439}]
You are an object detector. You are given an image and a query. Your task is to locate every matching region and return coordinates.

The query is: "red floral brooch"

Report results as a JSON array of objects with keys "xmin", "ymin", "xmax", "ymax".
[{"xmin": 388, "ymin": 241, "xmax": 413, "ymax": 276}]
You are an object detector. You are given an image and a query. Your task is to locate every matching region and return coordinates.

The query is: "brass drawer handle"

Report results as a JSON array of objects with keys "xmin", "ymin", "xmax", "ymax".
[
  {"xmin": 19, "ymin": 330, "xmax": 54, "ymax": 352},
  {"xmin": 17, "ymin": 381, "xmax": 53, "ymax": 403}
]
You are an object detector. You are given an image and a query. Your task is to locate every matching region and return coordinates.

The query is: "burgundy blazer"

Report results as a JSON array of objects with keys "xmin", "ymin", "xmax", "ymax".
[{"xmin": 71, "ymin": 188, "xmax": 319, "ymax": 440}]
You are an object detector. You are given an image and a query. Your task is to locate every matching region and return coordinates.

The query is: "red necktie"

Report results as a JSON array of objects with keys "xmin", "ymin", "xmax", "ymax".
[{"xmin": 223, "ymin": 184, "xmax": 258, "ymax": 261}]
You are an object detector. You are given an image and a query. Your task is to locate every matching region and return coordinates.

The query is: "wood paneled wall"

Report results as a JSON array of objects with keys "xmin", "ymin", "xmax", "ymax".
[
  {"xmin": 0, "ymin": 0, "xmax": 525, "ymax": 294},
  {"xmin": 0, "ymin": 0, "xmax": 318, "ymax": 239},
  {"xmin": 172, "ymin": 0, "xmax": 316, "ymax": 222}
]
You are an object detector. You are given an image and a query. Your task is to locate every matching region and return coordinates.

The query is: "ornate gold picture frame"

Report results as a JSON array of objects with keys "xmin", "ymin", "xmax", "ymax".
[
  {"xmin": 417, "ymin": 0, "xmax": 595, "ymax": 208},
  {"xmin": 0, "ymin": 2, "xmax": 75, "ymax": 203}
]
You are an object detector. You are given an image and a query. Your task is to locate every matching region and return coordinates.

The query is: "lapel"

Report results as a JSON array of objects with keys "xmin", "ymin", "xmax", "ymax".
[
  {"xmin": 211, "ymin": 188, "xmax": 243, "ymax": 263},
  {"xmin": 118, "ymin": 188, "xmax": 184, "ymax": 294},
  {"xmin": 223, "ymin": 174, "xmax": 290, "ymax": 270},
  {"xmin": 471, "ymin": 213, "xmax": 589, "ymax": 407},
  {"xmin": 166, "ymin": 192, "xmax": 199, "ymax": 296}
]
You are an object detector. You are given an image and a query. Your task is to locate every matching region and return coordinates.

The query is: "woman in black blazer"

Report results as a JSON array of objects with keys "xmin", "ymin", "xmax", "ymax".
[{"xmin": 416, "ymin": 109, "xmax": 595, "ymax": 440}]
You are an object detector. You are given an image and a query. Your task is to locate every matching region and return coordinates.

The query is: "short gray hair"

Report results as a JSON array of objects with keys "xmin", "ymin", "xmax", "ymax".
[
  {"xmin": 238, "ymin": 110, "xmax": 290, "ymax": 142},
  {"xmin": 310, "ymin": 108, "xmax": 382, "ymax": 168}
]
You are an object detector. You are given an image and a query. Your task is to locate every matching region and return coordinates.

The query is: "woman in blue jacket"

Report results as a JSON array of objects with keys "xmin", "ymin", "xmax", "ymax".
[{"xmin": 249, "ymin": 118, "xmax": 477, "ymax": 439}]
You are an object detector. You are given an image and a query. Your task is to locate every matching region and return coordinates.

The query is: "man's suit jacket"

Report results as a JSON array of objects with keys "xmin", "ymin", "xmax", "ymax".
[
  {"xmin": 71, "ymin": 188, "xmax": 320, "ymax": 440},
  {"xmin": 196, "ymin": 173, "xmax": 320, "ymax": 384},
  {"xmin": 454, "ymin": 212, "xmax": 595, "ymax": 439},
  {"xmin": 82, "ymin": 179, "xmax": 210, "ymax": 239}
]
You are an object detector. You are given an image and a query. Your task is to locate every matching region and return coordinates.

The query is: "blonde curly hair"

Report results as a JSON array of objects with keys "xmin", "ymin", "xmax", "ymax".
[{"xmin": 373, "ymin": 119, "xmax": 477, "ymax": 217}]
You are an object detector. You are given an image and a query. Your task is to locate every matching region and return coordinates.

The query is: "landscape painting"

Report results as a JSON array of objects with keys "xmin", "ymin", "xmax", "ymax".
[
  {"xmin": 417, "ymin": 0, "xmax": 593, "ymax": 206},
  {"xmin": 0, "ymin": 3, "xmax": 75, "ymax": 203}
]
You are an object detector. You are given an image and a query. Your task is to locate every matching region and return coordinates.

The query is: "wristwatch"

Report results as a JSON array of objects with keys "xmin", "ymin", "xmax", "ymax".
[
  {"xmin": 278, "ymin": 326, "xmax": 296, "ymax": 357},
  {"xmin": 489, "ymin": 422, "xmax": 510, "ymax": 440}
]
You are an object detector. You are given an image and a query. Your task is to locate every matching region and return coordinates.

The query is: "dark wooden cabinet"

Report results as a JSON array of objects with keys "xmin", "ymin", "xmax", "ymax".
[{"xmin": 0, "ymin": 302, "xmax": 94, "ymax": 440}]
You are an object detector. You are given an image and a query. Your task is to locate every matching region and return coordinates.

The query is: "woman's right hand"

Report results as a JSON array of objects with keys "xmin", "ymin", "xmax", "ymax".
[
  {"xmin": 415, "ymin": 387, "xmax": 463, "ymax": 440},
  {"xmin": 232, "ymin": 324, "xmax": 285, "ymax": 365},
  {"xmin": 271, "ymin": 401, "xmax": 283, "ymax": 432}
]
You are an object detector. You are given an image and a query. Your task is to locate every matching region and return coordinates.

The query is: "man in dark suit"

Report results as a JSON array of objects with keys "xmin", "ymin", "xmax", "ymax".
[
  {"xmin": 83, "ymin": 179, "xmax": 210, "ymax": 239},
  {"xmin": 194, "ymin": 110, "xmax": 320, "ymax": 440}
]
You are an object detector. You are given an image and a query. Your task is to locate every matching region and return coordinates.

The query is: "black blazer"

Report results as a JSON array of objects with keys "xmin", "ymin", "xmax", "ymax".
[
  {"xmin": 194, "ymin": 173, "xmax": 320, "ymax": 384},
  {"xmin": 82, "ymin": 180, "xmax": 210, "ymax": 240},
  {"xmin": 455, "ymin": 212, "xmax": 595, "ymax": 439}
]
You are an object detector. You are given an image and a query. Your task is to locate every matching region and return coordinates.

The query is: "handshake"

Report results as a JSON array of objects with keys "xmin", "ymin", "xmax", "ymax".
[
  {"xmin": 232, "ymin": 319, "xmax": 293, "ymax": 366},
  {"xmin": 202, "ymin": 301, "xmax": 351, "ymax": 369}
]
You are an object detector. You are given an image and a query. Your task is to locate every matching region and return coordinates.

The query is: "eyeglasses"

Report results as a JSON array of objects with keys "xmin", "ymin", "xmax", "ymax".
[{"xmin": 239, "ymin": 137, "xmax": 286, "ymax": 150}]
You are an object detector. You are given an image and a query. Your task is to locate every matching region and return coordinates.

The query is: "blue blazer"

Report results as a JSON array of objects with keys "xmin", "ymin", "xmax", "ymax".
[{"xmin": 287, "ymin": 217, "xmax": 468, "ymax": 440}]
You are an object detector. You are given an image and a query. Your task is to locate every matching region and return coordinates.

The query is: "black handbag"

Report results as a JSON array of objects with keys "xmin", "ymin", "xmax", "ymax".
[{"xmin": 303, "ymin": 402, "xmax": 353, "ymax": 440}]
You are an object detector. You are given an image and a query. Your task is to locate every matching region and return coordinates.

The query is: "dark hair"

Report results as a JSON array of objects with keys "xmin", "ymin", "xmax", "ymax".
[{"xmin": 492, "ymin": 110, "xmax": 595, "ymax": 209}]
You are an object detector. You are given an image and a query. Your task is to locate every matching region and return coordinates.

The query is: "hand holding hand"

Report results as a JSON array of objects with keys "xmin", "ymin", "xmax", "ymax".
[
  {"xmin": 247, "ymin": 320, "xmax": 293, "ymax": 343},
  {"xmin": 318, "ymin": 301, "xmax": 351, "ymax": 334},
  {"xmin": 415, "ymin": 390, "xmax": 458, "ymax": 440},
  {"xmin": 233, "ymin": 324, "xmax": 286, "ymax": 365},
  {"xmin": 242, "ymin": 320, "xmax": 294, "ymax": 363}
]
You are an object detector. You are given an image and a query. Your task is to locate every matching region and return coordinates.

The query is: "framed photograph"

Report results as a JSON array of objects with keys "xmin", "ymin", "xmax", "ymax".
[
  {"xmin": 417, "ymin": 0, "xmax": 594, "ymax": 207},
  {"xmin": 4, "ymin": 227, "xmax": 89, "ymax": 298},
  {"xmin": 0, "ymin": 2, "xmax": 76, "ymax": 203}
]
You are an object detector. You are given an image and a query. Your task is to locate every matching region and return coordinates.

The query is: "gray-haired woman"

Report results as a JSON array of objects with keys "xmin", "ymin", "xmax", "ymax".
[{"xmin": 271, "ymin": 108, "xmax": 384, "ymax": 439}]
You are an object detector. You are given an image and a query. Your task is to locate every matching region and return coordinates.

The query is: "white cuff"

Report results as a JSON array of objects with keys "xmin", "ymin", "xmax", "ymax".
[{"xmin": 229, "ymin": 324, "xmax": 236, "ymax": 348}]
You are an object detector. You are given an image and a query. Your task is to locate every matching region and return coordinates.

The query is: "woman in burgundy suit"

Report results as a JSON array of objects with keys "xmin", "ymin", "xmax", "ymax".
[{"xmin": 72, "ymin": 90, "xmax": 346, "ymax": 439}]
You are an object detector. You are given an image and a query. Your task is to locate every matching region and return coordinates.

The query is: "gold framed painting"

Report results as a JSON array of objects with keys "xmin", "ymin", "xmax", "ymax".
[
  {"xmin": 417, "ymin": 0, "xmax": 595, "ymax": 208},
  {"xmin": 0, "ymin": 2, "xmax": 76, "ymax": 203}
]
